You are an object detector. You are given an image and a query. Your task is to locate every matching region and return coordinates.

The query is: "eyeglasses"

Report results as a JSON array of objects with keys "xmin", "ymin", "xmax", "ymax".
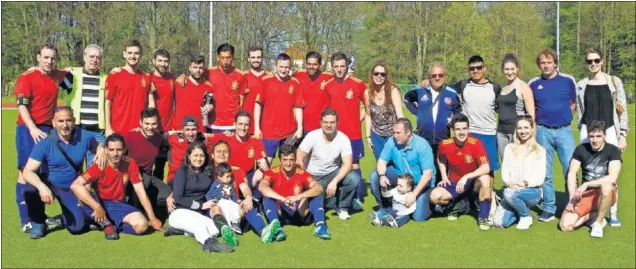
[
  {"xmin": 373, "ymin": 72, "xmax": 386, "ymax": 77},
  {"xmin": 469, "ymin": 66, "xmax": 484, "ymax": 71},
  {"xmin": 586, "ymin": 58, "xmax": 601, "ymax": 65},
  {"xmin": 430, "ymin": 74, "xmax": 445, "ymax": 79}
]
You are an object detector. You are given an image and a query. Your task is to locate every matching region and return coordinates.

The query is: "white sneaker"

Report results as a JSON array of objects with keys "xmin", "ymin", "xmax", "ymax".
[
  {"xmin": 515, "ymin": 216, "xmax": 533, "ymax": 230},
  {"xmin": 22, "ymin": 222, "xmax": 33, "ymax": 233},
  {"xmin": 586, "ymin": 216, "xmax": 607, "ymax": 228},
  {"xmin": 337, "ymin": 208, "xmax": 351, "ymax": 220},
  {"xmin": 590, "ymin": 222, "xmax": 604, "ymax": 238}
]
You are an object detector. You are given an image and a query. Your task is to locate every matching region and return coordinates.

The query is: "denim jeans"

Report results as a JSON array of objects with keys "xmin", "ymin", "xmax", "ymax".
[
  {"xmin": 370, "ymin": 130, "xmax": 391, "ymax": 160},
  {"xmin": 376, "ymin": 208, "xmax": 411, "ymax": 227},
  {"xmin": 536, "ymin": 125, "xmax": 575, "ymax": 214},
  {"xmin": 85, "ymin": 130, "xmax": 106, "ymax": 168},
  {"xmin": 500, "ymin": 187, "xmax": 542, "ymax": 227},
  {"xmin": 313, "ymin": 168, "xmax": 360, "ymax": 209},
  {"xmin": 369, "ymin": 166, "xmax": 432, "ymax": 221}
]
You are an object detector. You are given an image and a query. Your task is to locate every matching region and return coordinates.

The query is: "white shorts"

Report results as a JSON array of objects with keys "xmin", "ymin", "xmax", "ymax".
[{"xmin": 217, "ymin": 199, "xmax": 241, "ymax": 224}]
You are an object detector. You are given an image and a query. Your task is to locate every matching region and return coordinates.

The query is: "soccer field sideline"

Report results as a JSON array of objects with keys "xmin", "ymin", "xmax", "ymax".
[{"xmin": 1, "ymin": 107, "xmax": 634, "ymax": 268}]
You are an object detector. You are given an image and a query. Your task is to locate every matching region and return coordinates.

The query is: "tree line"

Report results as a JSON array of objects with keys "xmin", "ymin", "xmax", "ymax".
[{"xmin": 1, "ymin": 2, "xmax": 634, "ymax": 100}]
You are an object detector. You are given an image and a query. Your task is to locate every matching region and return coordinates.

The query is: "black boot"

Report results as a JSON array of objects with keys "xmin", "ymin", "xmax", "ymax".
[
  {"xmin": 163, "ymin": 223, "xmax": 185, "ymax": 237},
  {"xmin": 202, "ymin": 237, "xmax": 234, "ymax": 253}
]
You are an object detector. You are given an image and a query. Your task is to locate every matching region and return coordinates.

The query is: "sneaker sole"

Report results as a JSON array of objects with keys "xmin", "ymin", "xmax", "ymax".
[
  {"xmin": 261, "ymin": 220, "xmax": 280, "ymax": 244},
  {"xmin": 609, "ymin": 221, "xmax": 621, "ymax": 227},
  {"xmin": 538, "ymin": 216, "xmax": 555, "ymax": 222},
  {"xmin": 221, "ymin": 226, "xmax": 239, "ymax": 247},
  {"xmin": 275, "ymin": 232, "xmax": 287, "ymax": 242},
  {"xmin": 447, "ymin": 215, "xmax": 458, "ymax": 221},
  {"xmin": 479, "ymin": 226, "xmax": 491, "ymax": 231}
]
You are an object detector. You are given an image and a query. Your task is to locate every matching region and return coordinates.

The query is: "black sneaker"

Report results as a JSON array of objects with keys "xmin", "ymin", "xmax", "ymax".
[
  {"xmin": 538, "ymin": 211, "xmax": 555, "ymax": 222},
  {"xmin": 104, "ymin": 225, "xmax": 120, "ymax": 240},
  {"xmin": 202, "ymin": 237, "xmax": 234, "ymax": 253},
  {"xmin": 164, "ymin": 223, "xmax": 185, "ymax": 237}
]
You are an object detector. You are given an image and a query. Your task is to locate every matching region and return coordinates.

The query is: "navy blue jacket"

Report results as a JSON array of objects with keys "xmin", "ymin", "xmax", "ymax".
[{"xmin": 404, "ymin": 85, "xmax": 461, "ymax": 146}]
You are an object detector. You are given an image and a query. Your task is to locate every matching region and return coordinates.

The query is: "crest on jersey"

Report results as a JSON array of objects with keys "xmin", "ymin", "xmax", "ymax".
[
  {"xmin": 141, "ymin": 77, "xmax": 146, "ymax": 88},
  {"xmin": 248, "ymin": 147, "xmax": 255, "ymax": 158},
  {"xmin": 421, "ymin": 95, "xmax": 429, "ymax": 102},
  {"xmin": 464, "ymin": 155, "xmax": 473, "ymax": 164},
  {"xmin": 232, "ymin": 80, "xmax": 239, "ymax": 91},
  {"xmin": 346, "ymin": 89, "xmax": 354, "ymax": 99},
  {"xmin": 123, "ymin": 173, "xmax": 130, "ymax": 184},
  {"xmin": 444, "ymin": 97, "xmax": 452, "ymax": 105},
  {"xmin": 288, "ymin": 85, "xmax": 294, "ymax": 94},
  {"xmin": 293, "ymin": 184, "xmax": 302, "ymax": 195}
]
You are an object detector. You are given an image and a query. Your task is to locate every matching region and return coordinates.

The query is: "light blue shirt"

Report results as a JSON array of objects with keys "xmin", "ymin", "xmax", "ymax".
[{"xmin": 379, "ymin": 134, "xmax": 436, "ymax": 187}]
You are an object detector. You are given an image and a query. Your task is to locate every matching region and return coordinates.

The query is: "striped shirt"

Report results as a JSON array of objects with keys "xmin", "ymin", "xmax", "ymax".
[{"xmin": 62, "ymin": 70, "xmax": 102, "ymax": 130}]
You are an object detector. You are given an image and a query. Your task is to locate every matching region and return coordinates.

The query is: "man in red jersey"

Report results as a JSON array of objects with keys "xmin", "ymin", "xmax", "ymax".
[
  {"xmin": 253, "ymin": 53, "xmax": 304, "ymax": 161},
  {"xmin": 71, "ymin": 134, "xmax": 163, "ymax": 240},
  {"xmin": 206, "ymin": 43, "xmax": 247, "ymax": 133},
  {"xmin": 323, "ymin": 52, "xmax": 370, "ymax": 207},
  {"xmin": 429, "ymin": 114, "xmax": 493, "ymax": 231},
  {"xmin": 14, "ymin": 43, "xmax": 69, "ymax": 234},
  {"xmin": 242, "ymin": 45, "xmax": 269, "ymax": 135},
  {"xmin": 294, "ymin": 51, "xmax": 332, "ymax": 136},
  {"xmin": 105, "ymin": 40, "xmax": 155, "ymax": 136},
  {"xmin": 149, "ymin": 49, "xmax": 175, "ymax": 181},
  {"xmin": 174, "ymin": 55, "xmax": 214, "ymax": 134}
]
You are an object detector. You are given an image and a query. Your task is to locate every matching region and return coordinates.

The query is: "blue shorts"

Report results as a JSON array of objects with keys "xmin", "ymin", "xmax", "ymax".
[
  {"xmin": 102, "ymin": 200, "xmax": 140, "ymax": 229},
  {"xmin": 350, "ymin": 139, "xmax": 365, "ymax": 163},
  {"xmin": 16, "ymin": 124, "xmax": 53, "ymax": 170},
  {"xmin": 280, "ymin": 203, "xmax": 312, "ymax": 226},
  {"xmin": 470, "ymin": 133, "xmax": 500, "ymax": 171},
  {"xmin": 442, "ymin": 179, "xmax": 475, "ymax": 200},
  {"xmin": 262, "ymin": 138, "xmax": 285, "ymax": 158}
]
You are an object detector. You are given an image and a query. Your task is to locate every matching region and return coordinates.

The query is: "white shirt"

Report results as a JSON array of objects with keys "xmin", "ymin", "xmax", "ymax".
[
  {"xmin": 381, "ymin": 188, "xmax": 417, "ymax": 216},
  {"xmin": 431, "ymin": 89, "xmax": 440, "ymax": 123},
  {"xmin": 299, "ymin": 129, "xmax": 352, "ymax": 176}
]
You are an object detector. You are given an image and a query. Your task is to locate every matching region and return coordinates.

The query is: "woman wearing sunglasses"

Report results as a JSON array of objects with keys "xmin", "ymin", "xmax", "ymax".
[
  {"xmin": 364, "ymin": 64, "xmax": 404, "ymax": 159},
  {"xmin": 575, "ymin": 48, "xmax": 628, "ymax": 227}
]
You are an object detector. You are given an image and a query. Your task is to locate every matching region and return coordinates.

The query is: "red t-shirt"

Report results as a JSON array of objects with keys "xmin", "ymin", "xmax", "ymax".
[
  {"xmin": 255, "ymin": 75, "xmax": 304, "ymax": 140},
  {"xmin": 14, "ymin": 69, "xmax": 67, "ymax": 125},
  {"xmin": 243, "ymin": 71, "xmax": 269, "ymax": 134},
  {"xmin": 174, "ymin": 78, "xmax": 213, "ymax": 133},
  {"xmin": 167, "ymin": 134, "xmax": 221, "ymax": 183},
  {"xmin": 231, "ymin": 166, "xmax": 247, "ymax": 198},
  {"xmin": 124, "ymin": 128, "xmax": 163, "ymax": 175},
  {"xmin": 293, "ymin": 70, "xmax": 332, "ymax": 132},
  {"xmin": 227, "ymin": 134, "xmax": 267, "ymax": 173},
  {"xmin": 150, "ymin": 73, "xmax": 176, "ymax": 131},
  {"xmin": 437, "ymin": 136, "xmax": 489, "ymax": 182},
  {"xmin": 324, "ymin": 76, "xmax": 367, "ymax": 140},
  {"xmin": 262, "ymin": 166, "xmax": 316, "ymax": 198},
  {"xmin": 208, "ymin": 67, "xmax": 246, "ymax": 127},
  {"xmin": 105, "ymin": 70, "xmax": 152, "ymax": 134},
  {"xmin": 81, "ymin": 157, "xmax": 142, "ymax": 202}
]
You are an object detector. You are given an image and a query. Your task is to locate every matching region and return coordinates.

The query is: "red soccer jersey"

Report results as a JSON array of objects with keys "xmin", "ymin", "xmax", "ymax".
[
  {"xmin": 231, "ymin": 166, "xmax": 247, "ymax": 198},
  {"xmin": 294, "ymin": 70, "xmax": 332, "ymax": 132},
  {"xmin": 324, "ymin": 76, "xmax": 367, "ymax": 140},
  {"xmin": 81, "ymin": 157, "xmax": 142, "ymax": 202},
  {"xmin": 14, "ymin": 69, "xmax": 67, "ymax": 125},
  {"xmin": 167, "ymin": 134, "xmax": 222, "ymax": 183},
  {"xmin": 105, "ymin": 69, "xmax": 152, "ymax": 134},
  {"xmin": 255, "ymin": 75, "xmax": 304, "ymax": 140},
  {"xmin": 174, "ymin": 78, "xmax": 213, "ymax": 133},
  {"xmin": 227, "ymin": 134, "xmax": 267, "ymax": 173},
  {"xmin": 243, "ymin": 71, "xmax": 269, "ymax": 134},
  {"xmin": 437, "ymin": 136, "xmax": 489, "ymax": 182},
  {"xmin": 262, "ymin": 166, "xmax": 316, "ymax": 198},
  {"xmin": 208, "ymin": 67, "xmax": 247, "ymax": 127},
  {"xmin": 124, "ymin": 128, "xmax": 163, "ymax": 175},
  {"xmin": 151, "ymin": 73, "xmax": 176, "ymax": 131}
]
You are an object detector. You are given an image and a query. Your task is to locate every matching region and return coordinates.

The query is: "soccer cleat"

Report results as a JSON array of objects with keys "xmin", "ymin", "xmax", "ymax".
[
  {"xmin": 45, "ymin": 215, "xmax": 62, "ymax": 228},
  {"xmin": 221, "ymin": 225, "xmax": 239, "ymax": 246},
  {"xmin": 385, "ymin": 215, "xmax": 399, "ymax": 228},
  {"xmin": 29, "ymin": 222, "xmax": 47, "ymax": 239},
  {"xmin": 22, "ymin": 222, "xmax": 33, "ymax": 234},
  {"xmin": 590, "ymin": 222, "xmax": 604, "ymax": 238},
  {"xmin": 538, "ymin": 211, "xmax": 555, "ymax": 222},
  {"xmin": 515, "ymin": 216, "xmax": 533, "ymax": 230},
  {"xmin": 337, "ymin": 208, "xmax": 351, "ymax": 220},
  {"xmin": 202, "ymin": 237, "xmax": 234, "ymax": 253},
  {"xmin": 478, "ymin": 218, "xmax": 491, "ymax": 231},
  {"xmin": 352, "ymin": 199, "xmax": 364, "ymax": 211},
  {"xmin": 274, "ymin": 229, "xmax": 288, "ymax": 242},
  {"xmin": 103, "ymin": 224, "xmax": 120, "ymax": 240},
  {"xmin": 164, "ymin": 223, "xmax": 185, "ymax": 237},
  {"xmin": 260, "ymin": 219, "xmax": 280, "ymax": 244},
  {"xmin": 313, "ymin": 224, "xmax": 331, "ymax": 240},
  {"xmin": 369, "ymin": 212, "xmax": 382, "ymax": 227},
  {"xmin": 230, "ymin": 222, "xmax": 243, "ymax": 234},
  {"xmin": 609, "ymin": 214, "xmax": 621, "ymax": 227}
]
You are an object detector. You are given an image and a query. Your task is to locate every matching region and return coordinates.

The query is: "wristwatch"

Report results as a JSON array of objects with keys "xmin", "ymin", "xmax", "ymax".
[{"xmin": 378, "ymin": 173, "xmax": 386, "ymax": 177}]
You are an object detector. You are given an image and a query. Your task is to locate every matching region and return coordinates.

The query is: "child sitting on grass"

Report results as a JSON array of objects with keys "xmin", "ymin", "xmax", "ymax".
[
  {"xmin": 206, "ymin": 162, "xmax": 242, "ymax": 234},
  {"xmin": 369, "ymin": 173, "xmax": 416, "ymax": 228}
]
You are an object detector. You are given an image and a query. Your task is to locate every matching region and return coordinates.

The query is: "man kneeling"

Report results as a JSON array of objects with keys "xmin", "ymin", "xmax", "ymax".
[
  {"xmin": 259, "ymin": 145, "xmax": 331, "ymax": 241},
  {"xmin": 71, "ymin": 134, "xmax": 163, "ymax": 240},
  {"xmin": 560, "ymin": 121, "xmax": 622, "ymax": 238}
]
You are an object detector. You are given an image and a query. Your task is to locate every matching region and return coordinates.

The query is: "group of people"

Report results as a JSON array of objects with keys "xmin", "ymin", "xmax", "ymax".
[{"xmin": 13, "ymin": 39, "xmax": 628, "ymax": 254}]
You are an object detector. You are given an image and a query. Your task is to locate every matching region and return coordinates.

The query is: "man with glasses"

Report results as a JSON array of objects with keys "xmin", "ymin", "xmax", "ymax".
[{"xmin": 404, "ymin": 63, "xmax": 462, "ymax": 184}]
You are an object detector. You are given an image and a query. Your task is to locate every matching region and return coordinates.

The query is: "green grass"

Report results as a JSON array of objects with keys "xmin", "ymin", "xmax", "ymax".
[{"xmin": 2, "ymin": 106, "xmax": 635, "ymax": 268}]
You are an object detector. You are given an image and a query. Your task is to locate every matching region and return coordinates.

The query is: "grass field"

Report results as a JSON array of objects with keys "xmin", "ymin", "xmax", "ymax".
[{"xmin": 1, "ymin": 106, "xmax": 635, "ymax": 268}]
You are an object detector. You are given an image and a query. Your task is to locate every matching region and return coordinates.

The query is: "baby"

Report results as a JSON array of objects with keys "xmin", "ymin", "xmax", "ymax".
[
  {"xmin": 369, "ymin": 173, "xmax": 416, "ymax": 228},
  {"xmin": 206, "ymin": 162, "xmax": 242, "ymax": 233}
]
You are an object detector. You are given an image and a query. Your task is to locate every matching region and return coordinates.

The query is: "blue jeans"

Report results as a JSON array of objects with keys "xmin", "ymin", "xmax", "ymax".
[
  {"xmin": 370, "ymin": 130, "xmax": 391, "ymax": 160},
  {"xmin": 376, "ymin": 208, "xmax": 411, "ymax": 227},
  {"xmin": 536, "ymin": 125, "xmax": 575, "ymax": 214},
  {"xmin": 500, "ymin": 187, "xmax": 542, "ymax": 227},
  {"xmin": 369, "ymin": 166, "xmax": 432, "ymax": 221},
  {"xmin": 85, "ymin": 130, "xmax": 106, "ymax": 168}
]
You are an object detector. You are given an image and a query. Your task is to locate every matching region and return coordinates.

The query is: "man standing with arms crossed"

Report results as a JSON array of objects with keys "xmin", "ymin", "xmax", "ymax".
[{"xmin": 294, "ymin": 51, "xmax": 333, "ymax": 135}]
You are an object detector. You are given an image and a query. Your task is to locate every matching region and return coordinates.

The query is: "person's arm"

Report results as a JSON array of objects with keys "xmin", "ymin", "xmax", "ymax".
[
  {"xmin": 238, "ymin": 182, "xmax": 253, "ymax": 202},
  {"xmin": 403, "ymin": 88, "xmax": 420, "ymax": 115},
  {"xmin": 500, "ymin": 145, "xmax": 513, "ymax": 186},
  {"xmin": 391, "ymin": 86, "xmax": 404, "ymax": 118},
  {"xmin": 70, "ymin": 173, "xmax": 110, "ymax": 224},
  {"xmin": 521, "ymin": 82, "xmax": 536, "ymax": 121},
  {"xmin": 293, "ymin": 107, "xmax": 303, "ymax": 138},
  {"xmin": 413, "ymin": 169, "xmax": 433, "ymax": 196},
  {"xmin": 296, "ymin": 148, "xmax": 309, "ymax": 169},
  {"xmin": 376, "ymin": 142, "xmax": 393, "ymax": 187},
  {"xmin": 258, "ymin": 175, "xmax": 287, "ymax": 202},
  {"xmin": 132, "ymin": 180, "xmax": 160, "ymax": 222},
  {"xmin": 364, "ymin": 90, "xmax": 373, "ymax": 146},
  {"xmin": 147, "ymin": 91, "xmax": 156, "ymax": 109},
  {"xmin": 330, "ymin": 154, "xmax": 352, "ymax": 186},
  {"xmin": 22, "ymin": 158, "xmax": 54, "ymax": 204},
  {"xmin": 253, "ymin": 103, "xmax": 263, "ymax": 138},
  {"xmin": 613, "ymin": 76, "xmax": 628, "ymax": 151},
  {"xmin": 104, "ymin": 75, "xmax": 117, "ymax": 136},
  {"xmin": 464, "ymin": 163, "xmax": 490, "ymax": 180},
  {"xmin": 568, "ymin": 77, "xmax": 577, "ymax": 114},
  {"xmin": 361, "ymin": 88, "xmax": 370, "ymax": 123},
  {"xmin": 299, "ymin": 180, "xmax": 323, "ymax": 199},
  {"xmin": 566, "ymin": 158, "xmax": 581, "ymax": 200}
]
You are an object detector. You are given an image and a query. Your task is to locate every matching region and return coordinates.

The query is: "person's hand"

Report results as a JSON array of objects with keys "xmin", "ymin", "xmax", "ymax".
[
  {"xmin": 110, "ymin": 66, "xmax": 122, "ymax": 74},
  {"xmin": 294, "ymin": 129, "xmax": 303, "ymax": 140},
  {"xmin": 437, "ymin": 178, "xmax": 451, "ymax": 187},
  {"xmin": 325, "ymin": 182, "xmax": 338, "ymax": 198},
  {"xmin": 285, "ymin": 195, "xmax": 301, "ymax": 208},
  {"xmin": 29, "ymin": 126, "xmax": 48, "ymax": 143},
  {"xmin": 456, "ymin": 176, "xmax": 468, "ymax": 194},
  {"xmin": 149, "ymin": 217, "xmax": 164, "ymax": 231},
  {"xmin": 166, "ymin": 194, "xmax": 176, "ymax": 213},
  {"xmin": 573, "ymin": 184, "xmax": 587, "ymax": 201},
  {"xmin": 105, "ymin": 128, "xmax": 114, "ymax": 138},
  {"xmin": 202, "ymin": 200, "xmax": 217, "ymax": 210},
  {"xmin": 201, "ymin": 104, "xmax": 214, "ymax": 115},
  {"xmin": 94, "ymin": 146, "xmax": 107, "ymax": 169},
  {"xmin": 93, "ymin": 206, "xmax": 107, "ymax": 224},
  {"xmin": 420, "ymin": 78, "xmax": 430, "ymax": 88},
  {"xmin": 619, "ymin": 136, "xmax": 627, "ymax": 152},
  {"xmin": 565, "ymin": 201, "xmax": 575, "ymax": 213},
  {"xmin": 366, "ymin": 137, "xmax": 374, "ymax": 150},
  {"xmin": 38, "ymin": 185, "xmax": 55, "ymax": 205},
  {"xmin": 175, "ymin": 74, "xmax": 186, "ymax": 87},
  {"xmin": 240, "ymin": 198, "xmax": 253, "ymax": 212},
  {"xmin": 404, "ymin": 192, "xmax": 417, "ymax": 207},
  {"xmin": 257, "ymin": 159, "xmax": 269, "ymax": 171},
  {"xmin": 253, "ymin": 129, "xmax": 262, "ymax": 139},
  {"xmin": 379, "ymin": 175, "xmax": 390, "ymax": 188}
]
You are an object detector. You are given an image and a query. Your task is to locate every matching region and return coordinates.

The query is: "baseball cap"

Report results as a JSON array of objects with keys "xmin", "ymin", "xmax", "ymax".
[{"xmin": 182, "ymin": 116, "xmax": 199, "ymax": 127}]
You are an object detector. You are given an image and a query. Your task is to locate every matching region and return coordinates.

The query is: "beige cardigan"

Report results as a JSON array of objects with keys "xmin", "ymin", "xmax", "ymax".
[{"xmin": 500, "ymin": 143, "xmax": 547, "ymax": 188}]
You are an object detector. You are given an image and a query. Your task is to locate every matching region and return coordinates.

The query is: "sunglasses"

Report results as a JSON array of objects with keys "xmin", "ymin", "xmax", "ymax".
[
  {"xmin": 373, "ymin": 72, "xmax": 386, "ymax": 77},
  {"xmin": 469, "ymin": 66, "xmax": 484, "ymax": 71},
  {"xmin": 586, "ymin": 58, "xmax": 601, "ymax": 65},
  {"xmin": 430, "ymin": 74, "xmax": 445, "ymax": 79}
]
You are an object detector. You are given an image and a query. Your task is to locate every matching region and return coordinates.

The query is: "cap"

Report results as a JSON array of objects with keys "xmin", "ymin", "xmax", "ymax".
[{"xmin": 182, "ymin": 116, "xmax": 199, "ymax": 127}]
